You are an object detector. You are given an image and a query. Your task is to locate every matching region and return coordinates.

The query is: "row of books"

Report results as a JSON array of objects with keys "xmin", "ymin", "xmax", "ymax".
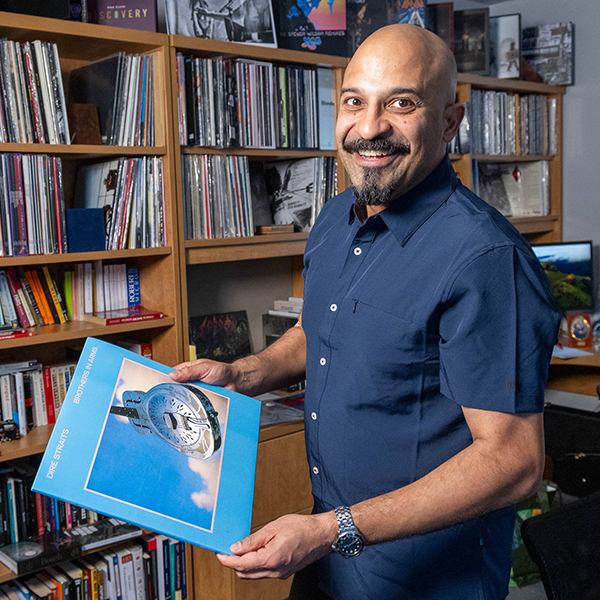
[
  {"xmin": 175, "ymin": 55, "xmax": 334, "ymax": 150},
  {"xmin": 0, "ymin": 457, "xmax": 103, "ymax": 545},
  {"xmin": 470, "ymin": 90, "xmax": 557, "ymax": 157},
  {"xmin": 0, "ymin": 154, "xmax": 67, "ymax": 258},
  {"xmin": 75, "ymin": 158, "xmax": 166, "ymax": 251},
  {"xmin": 0, "ymin": 39, "xmax": 70, "ymax": 145},
  {"xmin": 475, "ymin": 160, "xmax": 550, "ymax": 218},
  {"xmin": 0, "ymin": 533, "xmax": 187, "ymax": 600},
  {"xmin": 70, "ymin": 53, "xmax": 155, "ymax": 147},
  {"xmin": 0, "ymin": 359, "xmax": 75, "ymax": 438}
]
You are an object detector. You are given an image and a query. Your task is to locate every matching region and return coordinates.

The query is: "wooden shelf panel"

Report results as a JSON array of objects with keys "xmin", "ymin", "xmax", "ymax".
[
  {"xmin": 0, "ymin": 317, "xmax": 175, "ymax": 350},
  {"xmin": 458, "ymin": 73, "xmax": 566, "ymax": 95},
  {"xmin": 0, "ymin": 424, "xmax": 53, "ymax": 464},
  {"xmin": 185, "ymin": 234, "xmax": 309, "ymax": 264},
  {"xmin": 170, "ymin": 35, "xmax": 348, "ymax": 67},
  {"xmin": 0, "ymin": 247, "xmax": 172, "ymax": 267},
  {"xmin": 550, "ymin": 354, "xmax": 600, "ymax": 368},
  {"xmin": 0, "ymin": 11, "xmax": 168, "ymax": 59},
  {"xmin": 181, "ymin": 147, "xmax": 337, "ymax": 158},
  {"xmin": 0, "ymin": 143, "xmax": 167, "ymax": 158},
  {"xmin": 473, "ymin": 154, "xmax": 555, "ymax": 162},
  {"xmin": 508, "ymin": 215, "xmax": 559, "ymax": 235}
]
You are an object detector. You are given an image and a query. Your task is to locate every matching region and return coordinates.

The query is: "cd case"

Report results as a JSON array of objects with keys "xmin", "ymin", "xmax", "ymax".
[{"xmin": 32, "ymin": 338, "xmax": 261, "ymax": 555}]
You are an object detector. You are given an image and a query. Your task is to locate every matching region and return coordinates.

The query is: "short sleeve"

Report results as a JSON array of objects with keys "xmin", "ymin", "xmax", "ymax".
[{"xmin": 438, "ymin": 245, "xmax": 561, "ymax": 413}]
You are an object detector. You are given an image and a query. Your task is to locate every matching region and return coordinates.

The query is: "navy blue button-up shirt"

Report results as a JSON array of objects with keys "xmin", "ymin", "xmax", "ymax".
[{"xmin": 301, "ymin": 156, "xmax": 560, "ymax": 600}]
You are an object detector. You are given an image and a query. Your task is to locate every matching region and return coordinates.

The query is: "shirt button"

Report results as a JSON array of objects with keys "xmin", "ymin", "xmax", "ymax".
[
  {"xmin": 319, "ymin": 357, "xmax": 326, "ymax": 366},
  {"xmin": 311, "ymin": 412, "xmax": 317, "ymax": 420},
  {"xmin": 353, "ymin": 247, "xmax": 362, "ymax": 256},
  {"xmin": 330, "ymin": 303, "xmax": 337, "ymax": 312},
  {"xmin": 312, "ymin": 466, "xmax": 319, "ymax": 475}
]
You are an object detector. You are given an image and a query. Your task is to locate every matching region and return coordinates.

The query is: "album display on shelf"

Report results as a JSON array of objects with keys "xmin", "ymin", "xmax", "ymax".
[
  {"xmin": 175, "ymin": 54, "xmax": 333, "ymax": 150},
  {"xmin": 477, "ymin": 160, "xmax": 550, "ymax": 218},
  {"xmin": 489, "ymin": 14, "xmax": 521, "ymax": 80},
  {"xmin": 521, "ymin": 22, "xmax": 574, "ymax": 86},
  {"xmin": 427, "ymin": 2, "xmax": 453, "ymax": 51},
  {"xmin": 74, "ymin": 157, "xmax": 166, "ymax": 250},
  {"xmin": 32, "ymin": 338, "xmax": 261, "ymax": 555},
  {"xmin": 88, "ymin": 0, "xmax": 158, "ymax": 31},
  {"xmin": 69, "ymin": 52, "xmax": 155, "ymax": 146},
  {"xmin": 275, "ymin": 0, "xmax": 347, "ymax": 56},
  {"xmin": 470, "ymin": 91, "xmax": 557, "ymax": 157},
  {"xmin": 387, "ymin": 0, "xmax": 427, "ymax": 29},
  {"xmin": 346, "ymin": 0, "xmax": 387, "ymax": 56},
  {"xmin": 0, "ymin": 39, "xmax": 70, "ymax": 145}
]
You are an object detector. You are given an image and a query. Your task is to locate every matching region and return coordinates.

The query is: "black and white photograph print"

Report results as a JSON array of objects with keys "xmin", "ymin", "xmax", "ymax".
[
  {"xmin": 165, "ymin": 0, "xmax": 277, "ymax": 47},
  {"xmin": 453, "ymin": 8, "xmax": 490, "ymax": 76},
  {"xmin": 490, "ymin": 14, "xmax": 521, "ymax": 79}
]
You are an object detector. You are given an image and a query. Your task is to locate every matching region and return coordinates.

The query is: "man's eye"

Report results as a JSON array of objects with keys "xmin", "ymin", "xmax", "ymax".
[
  {"xmin": 391, "ymin": 98, "xmax": 413, "ymax": 109},
  {"xmin": 344, "ymin": 97, "xmax": 362, "ymax": 107}
]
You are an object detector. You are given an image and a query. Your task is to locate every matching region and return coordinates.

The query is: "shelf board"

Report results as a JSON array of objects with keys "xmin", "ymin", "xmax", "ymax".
[
  {"xmin": 508, "ymin": 214, "xmax": 559, "ymax": 235},
  {"xmin": 0, "ymin": 247, "xmax": 172, "ymax": 267},
  {"xmin": 0, "ymin": 143, "xmax": 166, "ymax": 158},
  {"xmin": 458, "ymin": 72, "xmax": 566, "ymax": 95},
  {"xmin": 550, "ymin": 354, "xmax": 600, "ymax": 368},
  {"xmin": 170, "ymin": 35, "xmax": 349, "ymax": 68},
  {"xmin": 0, "ymin": 317, "xmax": 175, "ymax": 350},
  {"xmin": 181, "ymin": 147, "xmax": 337, "ymax": 158},
  {"xmin": 186, "ymin": 233, "xmax": 309, "ymax": 264},
  {"xmin": 473, "ymin": 154, "xmax": 555, "ymax": 162},
  {"xmin": 0, "ymin": 424, "xmax": 53, "ymax": 464}
]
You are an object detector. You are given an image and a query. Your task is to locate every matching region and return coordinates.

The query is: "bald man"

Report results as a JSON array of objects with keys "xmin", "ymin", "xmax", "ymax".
[{"xmin": 171, "ymin": 25, "xmax": 560, "ymax": 600}]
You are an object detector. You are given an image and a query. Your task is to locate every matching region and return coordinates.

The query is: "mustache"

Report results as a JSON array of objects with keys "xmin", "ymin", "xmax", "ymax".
[{"xmin": 342, "ymin": 138, "xmax": 411, "ymax": 155}]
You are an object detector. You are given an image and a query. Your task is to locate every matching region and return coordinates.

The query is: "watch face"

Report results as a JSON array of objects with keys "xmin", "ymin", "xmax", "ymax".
[
  {"xmin": 124, "ymin": 384, "xmax": 221, "ymax": 459},
  {"xmin": 337, "ymin": 531, "xmax": 364, "ymax": 557}
]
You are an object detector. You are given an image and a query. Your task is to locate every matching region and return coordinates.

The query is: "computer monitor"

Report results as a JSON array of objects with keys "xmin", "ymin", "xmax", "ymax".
[{"xmin": 531, "ymin": 241, "xmax": 594, "ymax": 313}]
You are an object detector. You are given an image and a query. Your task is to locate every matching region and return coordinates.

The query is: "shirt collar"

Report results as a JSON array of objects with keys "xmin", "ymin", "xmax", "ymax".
[{"xmin": 348, "ymin": 155, "xmax": 459, "ymax": 246}]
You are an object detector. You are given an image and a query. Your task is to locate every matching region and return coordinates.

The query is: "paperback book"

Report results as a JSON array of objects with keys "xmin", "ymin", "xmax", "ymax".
[{"xmin": 32, "ymin": 339, "xmax": 261, "ymax": 555}]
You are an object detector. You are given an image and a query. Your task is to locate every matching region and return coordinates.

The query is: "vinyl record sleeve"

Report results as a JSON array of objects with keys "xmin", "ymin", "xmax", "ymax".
[{"xmin": 32, "ymin": 338, "xmax": 261, "ymax": 555}]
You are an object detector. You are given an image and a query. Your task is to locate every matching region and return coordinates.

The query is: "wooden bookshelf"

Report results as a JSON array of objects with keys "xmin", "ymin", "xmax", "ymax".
[
  {"xmin": 181, "ymin": 147, "xmax": 338, "ymax": 158},
  {"xmin": 0, "ymin": 144, "xmax": 167, "ymax": 157}
]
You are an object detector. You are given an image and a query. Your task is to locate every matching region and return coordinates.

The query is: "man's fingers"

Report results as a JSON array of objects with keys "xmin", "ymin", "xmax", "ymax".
[{"xmin": 231, "ymin": 528, "xmax": 273, "ymax": 555}]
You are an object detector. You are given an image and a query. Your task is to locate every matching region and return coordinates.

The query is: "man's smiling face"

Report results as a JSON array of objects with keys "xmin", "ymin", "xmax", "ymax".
[{"xmin": 335, "ymin": 25, "xmax": 463, "ymax": 209}]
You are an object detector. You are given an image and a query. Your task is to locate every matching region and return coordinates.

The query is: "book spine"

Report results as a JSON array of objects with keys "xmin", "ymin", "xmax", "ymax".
[
  {"xmin": 34, "ymin": 492, "xmax": 45, "ymax": 536},
  {"xmin": 0, "ymin": 271, "xmax": 18, "ymax": 327},
  {"xmin": 105, "ymin": 312, "xmax": 164, "ymax": 326},
  {"xmin": 126, "ymin": 267, "xmax": 140, "ymax": 307},
  {"xmin": 162, "ymin": 540, "xmax": 170, "ymax": 600},
  {"xmin": 36, "ymin": 269, "xmax": 60, "ymax": 324},
  {"xmin": 5, "ymin": 267, "xmax": 31, "ymax": 328},
  {"xmin": 17, "ymin": 267, "xmax": 43, "ymax": 326},
  {"xmin": 26, "ymin": 270, "xmax": 52, "ymax": 325},
  {"xmin": 42, "ymin": 266, "xmax": 66, "ymax": 324},
  {"xmin": 42, "ymin": 366, "xmax": 56, "ymax": 424}
]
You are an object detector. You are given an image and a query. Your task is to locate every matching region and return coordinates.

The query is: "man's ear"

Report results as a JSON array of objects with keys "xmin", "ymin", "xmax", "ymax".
[{"xmin": 442, "ymin": 102, "xmax": 466, "ymax": 143}]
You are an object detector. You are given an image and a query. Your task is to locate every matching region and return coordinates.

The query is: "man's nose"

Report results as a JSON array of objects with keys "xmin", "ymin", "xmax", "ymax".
[{"xmin": 354, "ymin": 104, "xmax": 392, "ymax": 140}]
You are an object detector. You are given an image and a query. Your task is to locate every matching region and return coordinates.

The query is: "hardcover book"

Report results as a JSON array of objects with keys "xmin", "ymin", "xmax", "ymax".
[{"xmin": 32, "ymin": 339, "xmax": 261, "ymax": 555}]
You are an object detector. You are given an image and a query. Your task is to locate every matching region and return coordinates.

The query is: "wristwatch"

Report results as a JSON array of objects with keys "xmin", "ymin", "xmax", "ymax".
[
  {"xmin": 331, "ymin": 506, "xmax": 364, "ymax": 558},
  {"xmin": 109, "ymin": 383, "xmax": 221, "ymax": 459}
]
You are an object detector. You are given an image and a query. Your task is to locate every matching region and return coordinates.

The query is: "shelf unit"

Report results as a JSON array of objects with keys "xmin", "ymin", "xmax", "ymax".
[
  {"xmin": 0, "ymin": 10, "xmax": 189, "ymax": 594},
  {"xmin": 452, "ymin": 73, "xmax": 566, "ymax": 243}
]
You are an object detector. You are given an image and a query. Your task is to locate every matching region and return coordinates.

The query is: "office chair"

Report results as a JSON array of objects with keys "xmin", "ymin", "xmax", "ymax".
[{"xmin": 520, "ymin": 490, "xmax": 600, "ymax": 600}]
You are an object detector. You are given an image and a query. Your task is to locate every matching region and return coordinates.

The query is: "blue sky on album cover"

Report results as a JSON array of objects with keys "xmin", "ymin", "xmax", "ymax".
[{"xmin": 86, "ymin": 359, "xmax": 229, "ymax": 533}]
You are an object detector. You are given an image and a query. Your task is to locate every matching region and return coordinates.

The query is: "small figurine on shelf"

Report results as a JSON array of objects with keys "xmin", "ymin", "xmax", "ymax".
[{"xmin": 0, "ymin": 419, "xmax": 19, "ymax": 443}]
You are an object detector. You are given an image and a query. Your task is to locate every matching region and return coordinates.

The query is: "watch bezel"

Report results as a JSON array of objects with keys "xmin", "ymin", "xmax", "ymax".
[{"xmin": 333, "ymin": 530, "xmax": 364, "ymax": 558}]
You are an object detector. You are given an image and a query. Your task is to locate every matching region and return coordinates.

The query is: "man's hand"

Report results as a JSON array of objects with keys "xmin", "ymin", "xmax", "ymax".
[
  {"xmin": 216, "ymin": 513, "xmax": 337, "ymax": 580},
  {"xmin": 169, "ymin": 359, "xmax": 242, "ymax": 391}
]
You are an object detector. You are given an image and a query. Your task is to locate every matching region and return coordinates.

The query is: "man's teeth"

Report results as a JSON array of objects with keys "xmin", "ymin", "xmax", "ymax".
[{"xmin": 358, "ymin": 150, "xmax": 393, "ymax": 157}]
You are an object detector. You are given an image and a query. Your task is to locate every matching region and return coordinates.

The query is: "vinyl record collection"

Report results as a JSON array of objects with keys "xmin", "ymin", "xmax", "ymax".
[
  {"xmin": 0, "ymin": 154, "xmax": 68, "ymax": 257},
  {"xmin": 470, "ymin": 90, "xmax": 557, "ymax": 156},
  {"xmin": 74, "ymin": 157, "xmax": 166, "ymax": 250},
  {"xmin": 175, "ymin": 54, "xmax": 321, "ymax": 150},
  {"xmin": 182, "ymin": 155, "xmax": 254, "ymax": 240},
  {"xmin": 69, "ymin": 53, "xmax": 155, "ymax": 146},
  {"xmin": 0, "ymin": 39, "xmax": 70, "ymax": 144}
]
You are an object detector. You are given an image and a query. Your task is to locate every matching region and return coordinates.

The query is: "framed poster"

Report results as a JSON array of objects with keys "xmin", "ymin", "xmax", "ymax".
[
  {"xmin": 427, "ymin": 2, "xmax": 454, "ymax": 51},
  {"xmin": 490, "ymin": 13, "xmax": 521, "ymax": 79},
  {"xmin": 454, "ymin": 8, "xmax": 489, "ymax": 75}
]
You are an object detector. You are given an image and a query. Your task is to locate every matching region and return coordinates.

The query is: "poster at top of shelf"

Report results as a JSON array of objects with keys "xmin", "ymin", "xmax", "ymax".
[
  {"xmin": 387, "ymin": 0, "xmax": 427, "ymax": 29},
  {"xmin": 521, "ymin": 22, "xmax": 574, "ymax": 86},
  {"xmin": 275, "ymin": 0, "xmax": 347, "ymax": 56},
  {"xmin": 32, "ymin": 338, "xmax": 261, "ymax": 555},
  {"xmin": 346, "ymin": 0, "xmax": 387, "ymax": 56},
  {"xmin": 88, "ymin": 0, "xmax": 158, "ymax": 31},
  {"xmin": 164, "ymin": 0, "xmax": 277, "ymax": 48}
]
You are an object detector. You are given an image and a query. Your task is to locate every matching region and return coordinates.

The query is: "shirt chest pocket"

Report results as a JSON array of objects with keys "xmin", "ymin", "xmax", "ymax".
[{"xmin": 329, "ymin": 298, "xmax": 426, "ymax": 383}]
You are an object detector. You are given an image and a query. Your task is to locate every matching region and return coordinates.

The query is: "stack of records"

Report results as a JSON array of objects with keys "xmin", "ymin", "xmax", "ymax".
[
  {"xmin": 0, "ymin": 39, "xmax": 70, "ymax": 144},
  {"xmin": 74, "ymin": 157, "xmax": 166, "ymax": 250},
  {"xmin": 471, "ymin": 90, "xmax": 557, "ymax": 156},
  {"xmin": 0, "ymin": 154, "xmax": 68, "ymax": 257},
  {"xmin": 70, "ymin": 53, "xmax": 154, "ymax": 146},
  {"xmin": 175, "ymin": 54, "xmax": 321, "ymax": 150},
  {"xmin": 182, "ymin": 154, "xmax": 254, "ymax": 240}
]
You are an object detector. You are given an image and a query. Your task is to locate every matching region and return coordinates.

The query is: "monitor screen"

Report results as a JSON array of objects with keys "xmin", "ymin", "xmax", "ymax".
[{"xmin": 531, "ymin": 241, "xmax": 594, "ymax": 313}]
